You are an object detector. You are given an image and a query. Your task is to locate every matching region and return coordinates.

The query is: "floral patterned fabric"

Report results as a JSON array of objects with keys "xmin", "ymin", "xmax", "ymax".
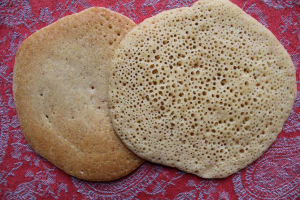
[{"xmin": 0, "ymin": 0, "xmax": 299, "ymax": 199}]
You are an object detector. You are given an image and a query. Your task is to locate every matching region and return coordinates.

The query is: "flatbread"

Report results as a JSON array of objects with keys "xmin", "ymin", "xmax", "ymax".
[
  {"xmin": 13, "ymin": 7, "xmax": 143, "ymax": 181},
  {"xmin": 109, "ymin": 0, "xmax": 297, "ymax": 178}
]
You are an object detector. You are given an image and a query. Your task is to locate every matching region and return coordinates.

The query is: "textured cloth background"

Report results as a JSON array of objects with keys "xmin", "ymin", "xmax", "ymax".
[{"xmin": 0, "ymin": 0, "xmax": 300, "ymax": 199}]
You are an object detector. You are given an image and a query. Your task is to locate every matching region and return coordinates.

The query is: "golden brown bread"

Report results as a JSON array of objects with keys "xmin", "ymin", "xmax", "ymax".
[{"xmin": 13, "ymin": 7, "xmax": 143, "ymax": 181}]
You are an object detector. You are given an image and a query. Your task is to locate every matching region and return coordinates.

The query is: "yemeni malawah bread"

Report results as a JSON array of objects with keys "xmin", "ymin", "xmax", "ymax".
[
  {"xmin": 13, "ymin": 7, "xmax": 143, "ymax": 181},
  {"xmin": 109, "ymin": 0, "xmax": 296, "ymax": 178}
]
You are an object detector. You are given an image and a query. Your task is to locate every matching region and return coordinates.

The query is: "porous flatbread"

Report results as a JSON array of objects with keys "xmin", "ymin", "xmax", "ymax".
[
  {"xmin": 13, "ymin": 7, "xmax": 143, "ymax": 181},
  {"xmin": 109, "ymin": 0, "xmax": 297, "ymax": 178}
]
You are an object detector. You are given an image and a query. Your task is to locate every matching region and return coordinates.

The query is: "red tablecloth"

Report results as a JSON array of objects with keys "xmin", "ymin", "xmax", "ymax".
[{"xmin": 0, "ymin": 0, "xmax": 300, "ymax": 199}]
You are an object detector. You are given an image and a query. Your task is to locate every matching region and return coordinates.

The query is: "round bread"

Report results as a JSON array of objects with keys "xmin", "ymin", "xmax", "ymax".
[
  {"xmin": 13, "ymin": 7, "xmax": 143, "ymax": 181},
  {"xmin": 109, "ymin": 0, "xmax": 297, "ymax": 178}
]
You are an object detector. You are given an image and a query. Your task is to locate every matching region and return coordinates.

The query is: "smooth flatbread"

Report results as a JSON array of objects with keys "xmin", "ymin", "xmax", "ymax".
[
  {"xmin": 13, "ymin": 7, "xmax": 143, "ymax": 181},
  {"xmin": 109, "ymin": 0, "xmax": 297, "ymax": 178}
]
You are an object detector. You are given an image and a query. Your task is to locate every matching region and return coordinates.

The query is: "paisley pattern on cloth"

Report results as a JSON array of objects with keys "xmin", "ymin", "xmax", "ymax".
[
  {"xmin": 233, "ymin": 137, "xmax": 300, "ymax": 199},
  {"xmin": 0, "ymin": 0, "xmax": 299, "ymax": 199}
]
